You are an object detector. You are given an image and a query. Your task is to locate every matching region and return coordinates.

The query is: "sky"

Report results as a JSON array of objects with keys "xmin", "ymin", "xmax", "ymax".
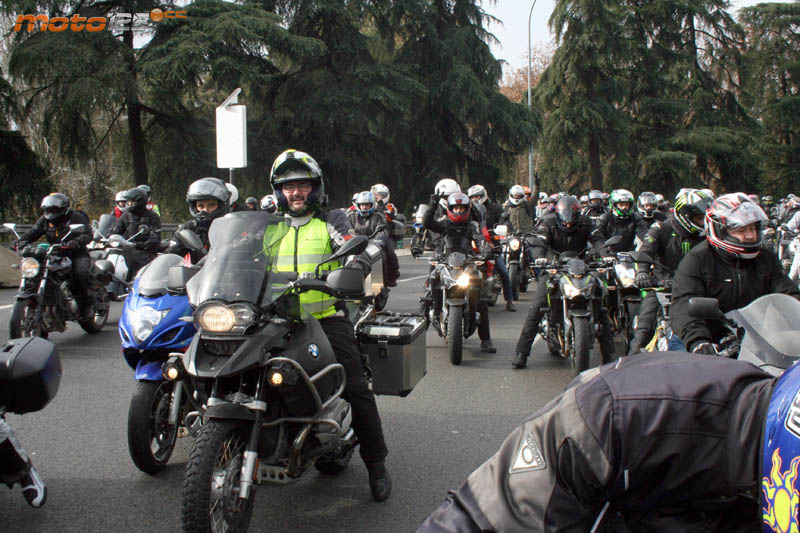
[{"xmin": 481, "ymin": 0, "xmax": 795, "ymax": 73}]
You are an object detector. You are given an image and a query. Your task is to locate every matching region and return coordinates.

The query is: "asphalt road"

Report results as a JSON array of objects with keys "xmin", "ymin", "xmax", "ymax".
[{"xmin": 0, "ymin": 252, "xmax": 584, "ymax": 532}]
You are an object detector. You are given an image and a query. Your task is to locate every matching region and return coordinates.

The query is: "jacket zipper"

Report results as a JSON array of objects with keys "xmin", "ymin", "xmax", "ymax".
[{"xmin": 293, "ymin": 226, "xmax": 299, "ymax": 272}]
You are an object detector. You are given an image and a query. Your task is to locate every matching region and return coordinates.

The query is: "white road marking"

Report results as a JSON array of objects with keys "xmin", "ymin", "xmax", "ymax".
[
  {"xmin": 0, "ymin": 304, "xmax": 12, "ymax": 310},
  {"xmin": 397, "ymin": 274, "xmax": 428, "ymax": 284}
]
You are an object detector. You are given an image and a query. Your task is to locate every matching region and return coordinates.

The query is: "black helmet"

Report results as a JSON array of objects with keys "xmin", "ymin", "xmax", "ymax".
[
  {"xmin": 555, "ymin": 195, "xmax": 582, "ymax": 232},
  {"xmin": 186, "ymin": 178, "xmax": 230, "ymax": 223},
  {"xmin": 41, "ymin": 193, "xmax": 71, "ymax": 221},
  {"xmin": 137, "ymin": 184, "xmax": 152, "ymax": 200},
  {"xmin": 123, "ymin": 187, "xmax": 149, "ymax": 215},
  {"xmin": 269, "ymin": 149, "xmax": 325, "ymax": 216},
  {"xmin": 245, "ymin": 197, "xmax": 258, "ymax": 208}
]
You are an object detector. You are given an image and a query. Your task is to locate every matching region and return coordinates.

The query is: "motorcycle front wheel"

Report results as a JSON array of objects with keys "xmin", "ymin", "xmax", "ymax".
[
  {"xmin": 447, "ymin": 305, "xmax": 463, "ymax": 365},
  {"xmin": 182, "ymin": 420, "xmax": 254, "ymax": 533},
  {"xmin": 570, "ymin": 317, "xmax": 592, "ymax": 376},
  {"xmin": 80, "ymin": 290, "xmax": 110, "ymax": 333},
  {"xmin": 128, "ymin": 380, "xmax": 180, "ymax": 474},
  {"xmin": 9, "ymin": 299, "xmax": 46, "ymax": 339}
]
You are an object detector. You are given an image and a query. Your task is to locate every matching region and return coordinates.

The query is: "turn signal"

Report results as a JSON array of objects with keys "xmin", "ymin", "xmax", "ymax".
[{"xmin": 269, "ymin": 371, "xmax": 284, "ymax": 386}]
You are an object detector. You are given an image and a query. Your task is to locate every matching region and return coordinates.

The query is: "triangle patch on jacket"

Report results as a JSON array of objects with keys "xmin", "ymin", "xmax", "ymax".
[{"xmin": 510, "ymin": 432, "xmax": 546, "ymax": 474}]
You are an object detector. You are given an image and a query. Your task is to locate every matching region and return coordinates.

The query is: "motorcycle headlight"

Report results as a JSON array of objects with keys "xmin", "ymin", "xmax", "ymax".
[
  {"xmin": 196, "ymin": 303, "xmax": 256, "ymax": 334},
  {"xmin": 509, "ymin": 238, "xmax": 521, "ymax": 251},
  {"xmin": 615, "ymin": 264, "xmax": 636, "ymax": 288},
  {"xmin": 561, "ymin": 283, "xmax": 582, "ymax": 299},
  {"xmin": 131, "ymin": 306, "xmax": 170, "ymax": 343},
  {"xmin": 456, "ymin": 273, "xmax": 471, "ymax": 287},
  {"xmin": 20, "ymin": 257, "xmax": 40, "ymax": 278}
]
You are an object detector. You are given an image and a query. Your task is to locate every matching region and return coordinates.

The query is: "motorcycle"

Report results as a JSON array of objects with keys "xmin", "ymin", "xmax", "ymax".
[
  {"xmin": 0, "ymin": 336, "xmax": 61, "ymax": 508},
  {"xmin": 119, "ymin": 229, "xmax": 206, "ymax": 474},
  {"xmin": 88, "ymin": 213, "xmax": 131, "ymax": 301},
  {"xmin": 5, "ymin": 223, "xmax": 111, "ymax": 339},
  {"xmin": 536, "ymin": 252, "xmax": 606, "ymax": 375},
  {"xmin": 606, "ymin": 251, "xmax": 649, "ymax": 353},
  {"xmin": 173, "ymin": 212, "xmax": 377, "ymax": 531},
  {"xmin": 504, "ymin": 232, "xmax": 533, "ymax": 299},
  {"xmin": 420, "ymin": 251, "xmax": 484, "ymax": 365},
  {"xmin": 688, "ymin": 293, "xmax": 800, "ymax": 376}
]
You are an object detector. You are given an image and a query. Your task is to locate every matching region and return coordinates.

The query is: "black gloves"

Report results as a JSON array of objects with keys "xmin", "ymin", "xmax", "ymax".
[
  {"xmin": 635, "ymin": 272, "xmax": 655, "ymax": 289},
  {"xmin": 11, "ymin": 239, "xmax": 27, "ymax": 251},
  {"xmin": 429, "ymin": 194, "xmax": 439, "ymax": 205},
  {"xmin": 62, "ymin": 239, "xmax": 82, "ymax": 250},
  {"xmin": 411, "ymin": 247, "xmax": 423, "ymax": 258},
  {"xmin": 691, "ymin": 342, "xmax": 719, "ymax": 355}
]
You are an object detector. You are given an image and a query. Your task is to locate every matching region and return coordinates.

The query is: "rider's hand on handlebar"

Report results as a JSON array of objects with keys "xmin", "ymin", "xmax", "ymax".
[
  {"xmin": 691, "ymin": 342, "xmax": 720, "ymax": 355},
  {"xmin": 635, "ymin": 272, "xmax": 655, "ymax": 289},
  {"xmin": 10, "ymin": 239, "xmax": 27, "ymax": 252},
  {"xmin": 61, "ymin": 239, "xmax": 81, "ymax": 250}
]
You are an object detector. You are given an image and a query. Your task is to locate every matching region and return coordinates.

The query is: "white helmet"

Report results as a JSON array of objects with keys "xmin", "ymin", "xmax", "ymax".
[
  {"xmin": 225, "ymin": 183, "xmax": 239, "ymax": 205},
  {"xmin": 509, "ymin": 185, "xmax": 525, "ymax": 206},
  {"xmin": 435, "ymin": 178, "xmax": 461, "ymax": 209},
  {"xmin": 370, "ymin": 183, "xmax": 390, "ymax": 203},
  {"xmin": 260, "ymin": 194, "xmax": 277, "ymax": 213},
  {"xmin": 467, "ymin": 184, "xmax": 488, "ymax": 204}
]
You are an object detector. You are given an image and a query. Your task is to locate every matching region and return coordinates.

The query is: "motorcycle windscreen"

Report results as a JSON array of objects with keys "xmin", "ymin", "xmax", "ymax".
[
  {"xmin": 729, "ymin": 293, "xmax": 800, "ymax": 368},
  {"xmin": 95, "ymin": 213, "xmax": 115, "ymax": 239},
  {"xmin": 187, "ymin": 211, "xmax": 290, "ymax": 307},
  {"xmin": 137, "ymin": 253, "xmax": 185, "ymax": 297}
]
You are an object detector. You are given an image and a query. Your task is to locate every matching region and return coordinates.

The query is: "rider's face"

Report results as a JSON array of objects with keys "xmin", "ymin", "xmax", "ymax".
[
  {"xmin": 451, "ymin": 205, "xmax": 467, "ymax": 215},
  {"xmin": 281, "ymin": 181, "xmax": 312, "ymax": 212},
  {"xmin": 195, "ymin": 199, "xmax": 219, "ymax": 213},
  {"xmin": 728, "ymin": 223, "xmax": 759, "ymax": 243}
]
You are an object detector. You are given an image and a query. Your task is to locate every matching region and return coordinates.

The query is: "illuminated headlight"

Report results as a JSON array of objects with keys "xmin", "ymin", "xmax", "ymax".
[
  {"xmin": 269, "ymin": 371, "xmax": 284, "ymax": 386},
  {"xmin": 131, "ymin": 306, "xmax": 170, "ymax": 343},
  {"xmin": 615, "ymin": 264, "xmax": 636, "ymax": 288},
  {"xmin": 196, "ymin": 303, "xmax": 257, "ymax": 334},
  {"xmin": 20, "ymin": 257, "xmax": 40, "ymax": 278},
  {"xmin": 509, "ymin": 238, "xmax": 521, "ymax": 251},
  {"xmin": 562, "ymin": 283, "xmax": 582, "ymax": 299},
  {"xmin": 456, "ymin": 273, "xmax": 471, "ymax": 287}
]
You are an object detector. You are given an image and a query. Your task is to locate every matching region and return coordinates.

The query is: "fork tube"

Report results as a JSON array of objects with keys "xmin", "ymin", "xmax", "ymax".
[{"xmin": 239, "ymin": 368, "xmax": 267, "ymax": 499}]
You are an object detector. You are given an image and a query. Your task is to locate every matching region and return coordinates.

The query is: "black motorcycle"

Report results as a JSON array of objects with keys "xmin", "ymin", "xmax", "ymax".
[
  {"xmin": 420, "ymin": 251, "xmax": 484, "ymax": 365},
  {"xmin": 504, "ymin": 232, "xmax": 533, "ymax": 299},
  {"xmin": 172, "ymin": 212, "xmax": 376, "ymax": 532},
  {"xmin": 5, "ymin": 223, "xmax": 111, "ymax": 339},
  {"xmin": 0, "ymin": 336, "xmax": 62, "ymax": 508}
]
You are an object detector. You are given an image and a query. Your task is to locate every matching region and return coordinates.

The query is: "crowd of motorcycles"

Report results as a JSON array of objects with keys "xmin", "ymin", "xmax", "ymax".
[{"xmin": 3, "ymin": 190, "xmax": 800, "ymax": 531}]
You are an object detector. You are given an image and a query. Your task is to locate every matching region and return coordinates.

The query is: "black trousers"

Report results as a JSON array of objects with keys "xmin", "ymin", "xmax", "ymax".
[
  {"xmin": 383, "ymin": 240, "xmax": 400, "ymax": 284},
  {"xmin": 514, "ymin": 276, "xmax": 615, "ymax": 360},
  {"xmin": 320, "ymin": 315, "xmax": 388, "ymax": 465},
  {"xmin": 71, "ymin": 253, "xmax": 92, "ymax": 312}
]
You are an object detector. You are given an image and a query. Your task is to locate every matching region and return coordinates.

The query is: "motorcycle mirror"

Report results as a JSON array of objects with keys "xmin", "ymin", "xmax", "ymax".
[
  {"xmin": 315, "ymin": 235, "xmax": 368, "ymax": 276},
  {"xmin": 494, "ymin": 224, "xmax": 508, "ymax": 237},
  {"xmin": 627, "ymin": 250, "xmax": 654, "ymax": 264},
  {"xmin": 3, "ymin": 223, "xmax": 20, "ymax": 239},
  {"xmin": 68, "ymin": 224, "xmax": 86, "ymax": 234},
  {"xmin": 688, "ymin": 297, "xmax": 723, "ymax": 320},
  {"xmin": 138, "ymin": 224, "xmax": 150, "ymax": 235},
  {"xmin": 603, "ymin": 235, "xmax": 623, "ymax": 248},
  {"xmin": 175, "ymin": 229, "xmax": 204, "ymax": 251},
  {"xmin": 327, "ymin": 267, "xmax": 366, "ymax": 298}
]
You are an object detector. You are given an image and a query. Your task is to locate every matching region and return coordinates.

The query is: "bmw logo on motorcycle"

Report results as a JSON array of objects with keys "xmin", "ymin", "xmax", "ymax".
[{"xmin": 308, "ymin": 344, "xmax": 320, "ymax": 358}]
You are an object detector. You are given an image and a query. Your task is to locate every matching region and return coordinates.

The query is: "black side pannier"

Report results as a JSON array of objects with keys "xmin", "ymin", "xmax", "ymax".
[
  {"xmin": 358, "ymin": 312, "xmax": 427, "ymax": 397},
  {"xmin": 0, "ymin": 337, "xmax": 62, "ymax": 414}
]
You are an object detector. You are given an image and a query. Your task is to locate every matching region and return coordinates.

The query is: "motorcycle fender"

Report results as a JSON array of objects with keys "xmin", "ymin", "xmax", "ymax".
[
  {"xmin": 445, "ymin": 299, "xmax": 466, "ymax": 307},
  {"xmin": 568, "ymin": 309, "xmax": 592, "ymax": 319},
  {"xmin": 135, "ymin": 360, "xmax": 164, "ymax": 381},
  {"xmin": 14, "ymin": 292, "xmax": 36, "ymax": 301},
  {"xmin": 205, "ymin": 403, "xmax": 256, "ymax": 421}
]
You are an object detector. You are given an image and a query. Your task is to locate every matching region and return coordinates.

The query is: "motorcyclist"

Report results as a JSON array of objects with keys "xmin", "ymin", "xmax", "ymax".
[
  {"xmin": 511, "ymin": 195, "xmax": 613, "ymax": 369},
  {"xmin": 266, "ymin": 149, "xmax": 391, "ymax": 502},
  {"xmin": 244, "ymin": 196, "xmax": 258, "ymax": 211},
  {"xmin": 504, "ymin": 185, "xmax": 536, "ymax": 234},
  {"xmin": 14, "ymin": 193, "xmax": 93, "ymax": 319},
  {"xmin": 346, "ymin": 190, "xmax": 398, "ymax": 287},
  {"xmin": 592, "ymin": 189, "xmax": 649, "ymax": 253},
  {"xmin": 112, "ymin": 191, "xmax": 127, "ymax": 219},
  {"xmin": 0, "ymin": 416, "xmax": 47, "ymax": 507},
  {"xmin": 226, "ymin": 183, "xmax": 246, "ymax": 212},
  {"xmin": 671, "ymin": 193, "xmax": 800, "ymax": 354},
  {"xmin": 370, "ymin": 184, "xmax": 401, "ymax": 287},
  {"xmin": 582, "ymin": 189, "xmax": 606, "ymax": 225},
  {"xmin": 164, "ymin": 177, "xmax": 230, "ymax": 264},
  {"xmin": 419, "ymin": 351, "xmax": 789, "ymax": 532},
  {"xmin": 423, "ymin": 191, "xmax": 497, "ymax": 353},
  {"xmin": 637, "ymin": 191, "xmax": 666, "ymax": 226},
  {"xmin": 627, "ymin": 188, "xmax": 713, "ymax": 354},
  {"xmin": 535, "ymin": 192, "xmax": 549, "ymax": 218},
  {"xmin": 468, "ymin": 184, "xmax": 515, "ymax": 312},
  {"xmin": 137, "ymin": 184, "xmax": 160, "ymax": 216},
  {"xmin": 260, "ymin": 194, "xmax": 278, "ymax": 213},
  {"xmin": 579, "ymin": 194, "xmax": 589, "ymax": 210},
  {"xmin": 111, "ymin": 187, "xmax": 162, "ymax": 278}
]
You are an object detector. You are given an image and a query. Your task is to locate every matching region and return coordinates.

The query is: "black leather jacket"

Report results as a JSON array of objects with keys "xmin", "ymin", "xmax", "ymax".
[
  {"xmin": 423, "ymin": 201, "xmax": 489, "ymax": 257},
  {"xmin": 112, "ymin": 208, "xmax": 162, "ymax": 251},
  {"xmin": 637, "ymin": 216, "xmax": 704, "ymax": 276},
  {"xmin": 592, "ymin": 212, "xmax": 649, "ymax": 253},
  {"xmin": 530, "ymin": 215, "xmax": 598, "ymax": 260},
  {"xmin": 20, "ymin": 211, "xmax": 91, "ymax": 257}
]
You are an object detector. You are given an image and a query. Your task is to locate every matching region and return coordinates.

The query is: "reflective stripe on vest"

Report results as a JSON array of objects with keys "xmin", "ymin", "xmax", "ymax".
[{"xmin": 265, "ymin": 218, "xmax": 339, "ymax": 319}]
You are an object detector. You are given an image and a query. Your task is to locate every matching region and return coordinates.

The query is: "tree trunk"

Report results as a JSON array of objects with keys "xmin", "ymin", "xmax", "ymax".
[
  {"xmin": 589, "ymin": 134, "xmax": 603, "ymax": 190},
  {"xmin": 123, "ymin": 29, "xmax": 148, "ymax": 186}
]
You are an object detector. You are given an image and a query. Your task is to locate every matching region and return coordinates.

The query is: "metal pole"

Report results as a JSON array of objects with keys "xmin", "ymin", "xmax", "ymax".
[{"xmin": 527, "ymin": 0, "xmax": 537, "ymax": 194}]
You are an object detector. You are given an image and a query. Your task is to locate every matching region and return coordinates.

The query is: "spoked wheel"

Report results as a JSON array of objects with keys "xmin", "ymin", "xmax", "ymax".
[
  {"xmin": 80, "ymin": 290, "xmax": 110, "ymax": 333},
  {"xmin": 128, "ymin": 380, "xmax": 180, "ymax": 474},
  {"xmin": 182, "ymin": 420, "xmax": 254, "ymax": 533},
  {"xmin": 9, "ymin": 299, "xmax": 46, "ymax": 339}
]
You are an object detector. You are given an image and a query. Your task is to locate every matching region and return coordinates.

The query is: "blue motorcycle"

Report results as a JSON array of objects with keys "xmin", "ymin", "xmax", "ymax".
[{"xmin": 119, "ymin": 253, "xmax": 198, "ymax": 474}]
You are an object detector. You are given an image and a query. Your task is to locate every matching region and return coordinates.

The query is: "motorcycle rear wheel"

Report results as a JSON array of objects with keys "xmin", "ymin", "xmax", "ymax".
[
  {"xmin": 128, "ymin": 380, "xmax": 180, "ymax": 474},
  {"xmin": 182, "ymin": 420, "xmax": 253, "ymax": 533},
  {"xmin": 447, "ymin": 305, "xmax": 463, "ymax": 365},
  {"xmin": 9, "ymin": 299, "xmax": 46, "ymax": 339}
]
